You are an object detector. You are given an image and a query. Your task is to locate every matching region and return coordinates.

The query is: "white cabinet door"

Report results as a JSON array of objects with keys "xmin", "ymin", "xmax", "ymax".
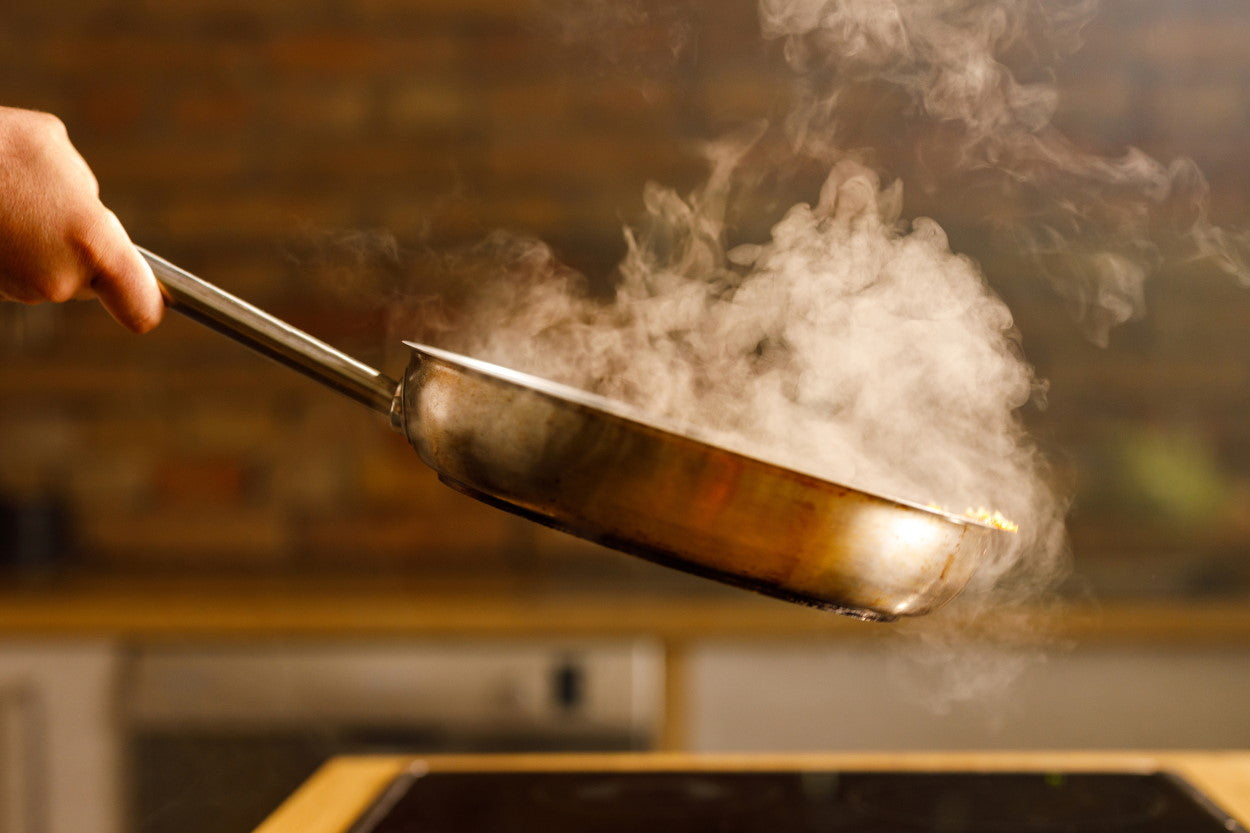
[
  {"xmin": 687, "ymin": 642, "xmax": 1250, "ymax": 751},
  {"xmin": 0, "ymin": 642, "xmax": 121, "ymax": 833}
]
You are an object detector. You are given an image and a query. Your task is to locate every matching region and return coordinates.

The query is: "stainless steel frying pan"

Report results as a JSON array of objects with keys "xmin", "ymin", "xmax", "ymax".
[{"xmin": 140, "ymin": 248, "xmax": 1005, "ymax": 621}]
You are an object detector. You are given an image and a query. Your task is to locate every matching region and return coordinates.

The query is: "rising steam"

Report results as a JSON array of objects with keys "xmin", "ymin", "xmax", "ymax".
[
  {"xmin": 449, "ymin": 135, "xmax": 1066, "ymax": 611},
  {"xmin": 390, "ymin": 0, "xmax": 1247, "ymax": 698},
  {"xmin": 760, "ymin": 0, "xmax": 1250, "ymax": 344}
]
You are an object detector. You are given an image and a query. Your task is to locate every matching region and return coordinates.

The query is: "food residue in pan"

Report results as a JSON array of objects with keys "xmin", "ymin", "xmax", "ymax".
[
  {"xmin": 963, "ymin": 507, "xmax": 1019, "ymax": 533},
  {"xmin": 927, "ymin": 504, "xmax": 1019, "ymax": 533}
]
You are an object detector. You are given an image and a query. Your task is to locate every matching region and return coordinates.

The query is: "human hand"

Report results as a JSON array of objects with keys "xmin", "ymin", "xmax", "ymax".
[{"xmin": 0, "ymin": 106, "xmax": 162, "ymax": 333}]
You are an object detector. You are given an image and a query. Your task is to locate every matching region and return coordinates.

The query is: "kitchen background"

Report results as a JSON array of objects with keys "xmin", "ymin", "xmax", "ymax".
[
  {"xmin": 1, "ymin": 1, "xmax": 1249, "ymax": 832},
  {"xmin": 2, "ymin": 0, "xmax": 1250, "ymax": 584}
]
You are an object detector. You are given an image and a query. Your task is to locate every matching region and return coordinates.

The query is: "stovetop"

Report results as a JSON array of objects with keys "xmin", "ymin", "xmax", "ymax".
[{"xmin": 347, "ymin": 770, "xmax": 1246, "ymax": 833}]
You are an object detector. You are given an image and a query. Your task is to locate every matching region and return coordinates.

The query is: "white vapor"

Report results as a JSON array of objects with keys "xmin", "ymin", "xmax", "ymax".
[
  {"xmin": 391, "ymin": 0, "xmax": 1249, "ymax": 702},
  {"xmin": 759, "ymin": 0, "xmax": 1250, "ymax": 344}
]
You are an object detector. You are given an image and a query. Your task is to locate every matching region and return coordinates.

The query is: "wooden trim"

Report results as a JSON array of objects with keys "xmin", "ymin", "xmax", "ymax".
[{"xmin": 0, "ymin": 576, "xmax": 1248, "ymax": 643}]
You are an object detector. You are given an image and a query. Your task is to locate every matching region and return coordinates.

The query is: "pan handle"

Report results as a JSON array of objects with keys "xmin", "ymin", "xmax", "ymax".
[{"xmin": 138, "ymin": 247, "xmax": 400, "ymax": 418}]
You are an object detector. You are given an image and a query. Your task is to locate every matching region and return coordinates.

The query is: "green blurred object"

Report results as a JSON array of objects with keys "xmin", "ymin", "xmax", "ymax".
[{"xmin": 1116, "ymin": 426, "xmax": 1229, "ymax": 529}]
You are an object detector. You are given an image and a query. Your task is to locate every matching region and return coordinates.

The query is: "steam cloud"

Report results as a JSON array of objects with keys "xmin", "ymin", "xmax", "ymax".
[
  {"xmin": 452, "ymin": 144, "xmax": 1064, "ymax": 610},
  {"xmin": 395, "ymin": 0, "xmax": 1245, "ymax": 697},
  {"xmin": 761, "ymin": 0, "xmax": 1250, "ymax": 344}
]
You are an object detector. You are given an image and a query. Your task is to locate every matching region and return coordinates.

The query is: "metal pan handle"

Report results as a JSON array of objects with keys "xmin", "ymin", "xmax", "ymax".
[{"xmin": 138, "ymin": 246, "xmax": 399, "ymax": 417}]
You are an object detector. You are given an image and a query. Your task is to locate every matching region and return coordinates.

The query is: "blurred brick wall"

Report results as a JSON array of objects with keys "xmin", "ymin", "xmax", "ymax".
[
  {"xmin": 0, "ymin": 0, "xmax": 1248, "ymax": 587},
  {"xmin": 0, "ymin": 0, "xmax": 755, "ymax": 573}
]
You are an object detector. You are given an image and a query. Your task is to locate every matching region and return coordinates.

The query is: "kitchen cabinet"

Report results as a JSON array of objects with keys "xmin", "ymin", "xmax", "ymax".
[
  {"xmin": 0, "ymin": 641, "xmax": 121, "ymax": 833},
  {"xmin": 683, "ymin": 642, "xmax": 1250, "ymax": 751},
  {"xmin": 121, "ymin": 639, "xmax": 662, "ymax": 833},
  {"xmin": 0, "ymin": 633, "xmax": 665, "ymax": 833}
]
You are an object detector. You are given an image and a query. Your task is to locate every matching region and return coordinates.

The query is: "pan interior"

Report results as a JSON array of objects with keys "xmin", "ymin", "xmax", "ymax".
[{"xmin": 405, "ymin": 342, "xmax": 713, "ymax": 441}]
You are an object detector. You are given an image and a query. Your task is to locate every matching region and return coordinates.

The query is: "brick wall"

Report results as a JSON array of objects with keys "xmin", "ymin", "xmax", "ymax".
[{"xmin": 1, "ymin": 0, "xmax": 1248, "ymax": 590}]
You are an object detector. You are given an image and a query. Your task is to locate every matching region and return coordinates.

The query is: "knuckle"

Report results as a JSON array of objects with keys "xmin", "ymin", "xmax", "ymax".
[
  {"xmin": 6, "ymin": 110, "xmax": 71, "ymax": 162},
  {"xmin": 39, "ymin": 273, "xmax": 81, "ymax": 303},
  {"xmin": 11, "ymin": 110, "xmax": 66, "ymax": 145},
  {"xmin": 33, "ymin": 110, "xmax": 67, "ymax": 137}
]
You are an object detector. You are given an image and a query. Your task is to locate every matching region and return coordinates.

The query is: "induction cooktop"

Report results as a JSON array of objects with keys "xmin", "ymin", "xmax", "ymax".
[{"xmin": 347, "ymin": 769, "xmax": 1246, "ymax": 833}]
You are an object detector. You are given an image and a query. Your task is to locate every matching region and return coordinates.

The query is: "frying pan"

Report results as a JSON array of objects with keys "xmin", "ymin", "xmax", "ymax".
[{"xmin": 139, "ymin": 248, "xmax": 1005, "ymax": 621}]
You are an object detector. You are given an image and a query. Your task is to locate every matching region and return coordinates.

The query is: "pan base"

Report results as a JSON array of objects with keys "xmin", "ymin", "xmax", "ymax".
[{"xmin": 438, "ymin": 475, "xmax": 896, "ymax": 623}]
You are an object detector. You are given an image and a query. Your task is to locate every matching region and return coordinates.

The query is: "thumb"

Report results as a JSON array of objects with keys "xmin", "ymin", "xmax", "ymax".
[{"xmin": 84, "ymin": 210, "xmax": 165, "ymax": 333}]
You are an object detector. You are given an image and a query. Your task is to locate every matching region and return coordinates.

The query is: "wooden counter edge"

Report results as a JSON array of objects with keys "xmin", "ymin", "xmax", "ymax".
[
  {"xmin": 1, "ymin": 576, "xmax": 1250, "ymax": 641},
  {"xmin": 253, "ymin": 750, "xmax": 1250, "ymax": 833},
  {"xmin": 253, "ymin": 756, "xmax": 412, "ymax": 833}
]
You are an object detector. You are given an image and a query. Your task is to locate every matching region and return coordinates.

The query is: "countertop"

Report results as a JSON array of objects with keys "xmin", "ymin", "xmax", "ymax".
[
  {"xmin": 0, "ymin": 572, "xmax": 1247, "ymax": 642},
  {"xmin": 254, "ymin": 751, "xmax": 1250, "ymax": 833}
]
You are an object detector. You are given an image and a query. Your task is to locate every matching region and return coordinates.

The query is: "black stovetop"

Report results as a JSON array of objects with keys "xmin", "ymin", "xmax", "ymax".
[{"xmin": 348, "ymin": 770, "xmax": 1245, "ymax": 833}]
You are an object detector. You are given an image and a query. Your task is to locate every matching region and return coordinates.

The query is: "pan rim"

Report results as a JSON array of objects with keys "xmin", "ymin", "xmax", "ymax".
[{"xmin": 403, "ymin": 341, "xmax": 1001, "ymax": 534}]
